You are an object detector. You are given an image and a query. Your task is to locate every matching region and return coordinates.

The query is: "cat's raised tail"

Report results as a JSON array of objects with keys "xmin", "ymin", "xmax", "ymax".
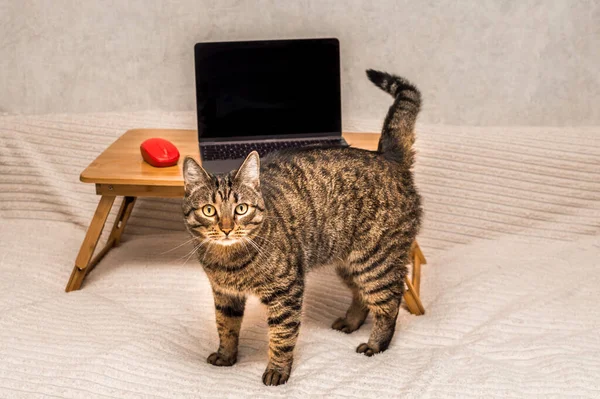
[{"xmin": 366, "ymin": 69, "xmax": 421, "ymax": 169}]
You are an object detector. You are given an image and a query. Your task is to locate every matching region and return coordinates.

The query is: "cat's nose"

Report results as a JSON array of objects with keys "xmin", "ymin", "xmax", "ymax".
[{"xmin": 221, "ymin": 228, "xmax": 233, "ymax": 236}]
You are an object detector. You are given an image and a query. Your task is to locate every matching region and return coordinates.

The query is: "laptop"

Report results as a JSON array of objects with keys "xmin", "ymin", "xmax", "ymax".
[{"xmin": 194, "ymin": 38, "xmax": 346, "ymax": 174}]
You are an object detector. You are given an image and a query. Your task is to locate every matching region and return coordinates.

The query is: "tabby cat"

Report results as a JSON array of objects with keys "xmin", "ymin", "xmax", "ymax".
[{"xmin": 182, "ymin": 70, "xmax": 422, "ymax": 386}]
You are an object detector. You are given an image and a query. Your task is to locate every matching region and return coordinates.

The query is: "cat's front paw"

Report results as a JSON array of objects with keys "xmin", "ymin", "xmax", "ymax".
[
  {"xmin": 207, "ymin": 352, "xmax": 236, "ymax": 367},
  {"xmin": 262, "ymin": 367, "xmax": 290, "ymax": 386},
  {"xmin": 356, "ymin": 342, "xmax": 382, "ymax": 357}
]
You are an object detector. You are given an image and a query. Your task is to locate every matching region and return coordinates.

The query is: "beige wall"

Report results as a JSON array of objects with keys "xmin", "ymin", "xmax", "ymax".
[{"xmin": 1, "ymin": 0, "xmax": 599, "ymax": 125}]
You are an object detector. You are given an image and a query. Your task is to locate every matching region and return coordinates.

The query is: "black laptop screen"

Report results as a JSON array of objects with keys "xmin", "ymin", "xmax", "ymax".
[{"xmin": 194, "ymin": 38, "xmax": 341, "ymax": 141}]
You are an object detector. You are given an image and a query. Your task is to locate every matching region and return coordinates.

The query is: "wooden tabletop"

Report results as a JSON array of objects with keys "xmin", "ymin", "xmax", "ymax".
[{"xmin": 81, "ymin": 129, "xmax": 380, "ymax": 186}]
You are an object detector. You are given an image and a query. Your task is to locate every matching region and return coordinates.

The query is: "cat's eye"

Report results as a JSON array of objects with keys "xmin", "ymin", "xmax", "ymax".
[
  {"xmin": 202, "ymin": 205, "xmax": 216, "ymax": 217},
  {"xmin": 235, "ymin": 203, "xmax": 248, "ymax": 215}
]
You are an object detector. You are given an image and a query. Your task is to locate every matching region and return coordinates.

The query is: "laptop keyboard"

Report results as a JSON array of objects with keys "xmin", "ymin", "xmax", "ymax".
[{"xmin": 201, "ymin": 139, "xmax": 345, "ymax": 161}]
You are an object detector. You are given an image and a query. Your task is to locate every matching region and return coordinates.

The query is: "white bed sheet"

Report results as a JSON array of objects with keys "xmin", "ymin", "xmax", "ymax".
[{"xmin": 1, "ymin": 112, "xmax": 599, "ymax": 398}]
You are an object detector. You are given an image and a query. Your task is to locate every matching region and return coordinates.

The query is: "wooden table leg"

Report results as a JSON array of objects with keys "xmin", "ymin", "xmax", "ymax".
[
  {"xmin": 403, "ymin": 241, "xmax": 427, "ymax": 315},
  {"xmin": 112, "ymin": 196, "xmax": 136, "ymax": 246},
  {"xmin": 85, "ymin": 196, "xmax": 137, "ymax": 276},
  {"xmin": 411, "ymin": 241, "xmax": 427, "ymax": 296},
  {"xmin": 65, "ymin": 196, "xmax": 137, "ymax": 292},
  {"xmin": 403, "ymin": 276, "xmax": 425, "ymax": 315},
  {"xmin": 66, "ymin": 196, "xmax": 115, "ymax": 292}
]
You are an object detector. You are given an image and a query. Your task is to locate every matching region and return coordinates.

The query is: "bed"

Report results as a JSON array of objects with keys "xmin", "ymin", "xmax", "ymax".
[{"xmin": 1, "ymin": 112, "xmax": 599, "ymax": 398}]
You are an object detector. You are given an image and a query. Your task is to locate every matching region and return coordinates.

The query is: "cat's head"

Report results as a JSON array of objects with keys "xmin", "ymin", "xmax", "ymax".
[{"xmin": 182, "ymin": 152, "xmax": 265, "ymax": 247}]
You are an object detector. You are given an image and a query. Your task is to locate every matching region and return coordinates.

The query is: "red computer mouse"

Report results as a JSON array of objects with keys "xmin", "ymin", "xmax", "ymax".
[{"xmin": 140, "ymin": 138, "xmax": 180, "ymax": 167}]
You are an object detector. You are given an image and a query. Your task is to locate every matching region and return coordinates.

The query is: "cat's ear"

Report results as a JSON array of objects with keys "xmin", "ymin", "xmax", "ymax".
[
  {"xmin": 183, "ymin": 156, "xmax": 212, "ymax": 192},
  {"xmin": 235, "ymin": 151, "xmax": 260, "ymax": 187}
]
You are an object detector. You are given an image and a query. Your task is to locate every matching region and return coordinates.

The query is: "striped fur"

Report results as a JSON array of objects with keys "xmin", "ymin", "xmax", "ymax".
[
  {"xmin": 182, "ymin": 71, "xmax": 422, "ymax": 386},
  {"xmin": 366, "ymin": 69, "xmax": 421, "ymax": 169}
]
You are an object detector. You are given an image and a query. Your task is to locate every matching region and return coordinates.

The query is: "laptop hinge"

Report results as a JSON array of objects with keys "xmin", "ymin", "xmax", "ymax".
[{"xmin": 200, "ymin": 136, "xmax": 344, "ymax": 146}]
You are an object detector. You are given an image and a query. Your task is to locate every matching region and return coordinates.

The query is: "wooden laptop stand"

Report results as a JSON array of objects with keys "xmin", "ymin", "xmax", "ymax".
[{"xmin": 66, "ymin": 129, "xmax": 428, "ymax": 315}]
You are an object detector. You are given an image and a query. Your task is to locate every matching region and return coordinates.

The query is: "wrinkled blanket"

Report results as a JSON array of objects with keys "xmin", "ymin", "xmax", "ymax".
[{"xmin": 1, "ymin": 112, "xmax": 599, "ymax": 398}]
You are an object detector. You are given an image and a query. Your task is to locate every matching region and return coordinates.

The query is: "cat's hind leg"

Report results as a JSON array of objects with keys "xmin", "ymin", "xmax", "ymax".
[
  {"xmin": 332, "ymin": 267, "xmax": 369, "ymax": 333},
  {"xmin": 350, "ymin": 245, "xmax": 410, "ymax": 356}
]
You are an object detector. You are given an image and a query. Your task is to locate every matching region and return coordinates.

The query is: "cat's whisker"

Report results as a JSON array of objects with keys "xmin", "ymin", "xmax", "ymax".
[
  {"xmin": 181, "ymin": 249, "xmax": 198, "ymax": 265},
  {"xmin": 172, "ymin": 243, "xmax": 202, "ymax": 263},
  {"xmin": 251, "ymin": 234, "xmax": 278, "ymax": 249},
  {"xmin": 160, "ymin": 236, "xmax": 199, "ymax": 255},
  {"xmin": 240, "ymin": 237, "xmax": 252, "ymax": 258},
  {"xmin": 242, "ymin": 236, "xmax": 258, "ymax": 250},
  {"xmin": 202, "ymin": 241, "xmax": 215, "ymax": 263},
  {"xmin": 245, "ymin": 237, "xmax": 267, "ymax": 257},
  {"xmin": 176, "ymin": 238, "xmax": 209, "ymax": 265},
  {"xmin": 187, "ymin": 239, "xmax": 213, "ymax": 265}
]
